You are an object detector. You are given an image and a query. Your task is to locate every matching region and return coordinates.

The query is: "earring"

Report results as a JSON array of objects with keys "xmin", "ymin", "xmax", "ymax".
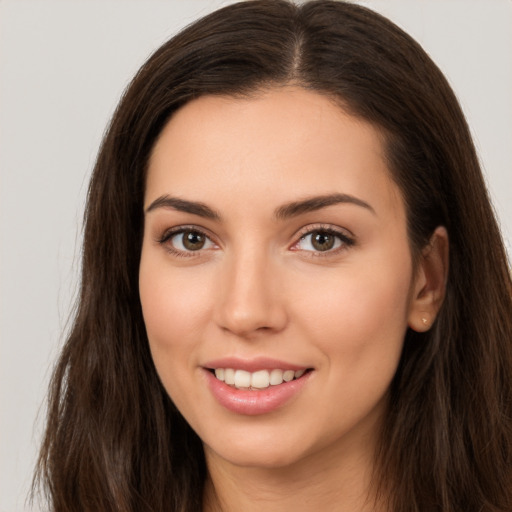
[{"xmin": 421, "ymin": 317, "xmax": 428, "ymax": 326}]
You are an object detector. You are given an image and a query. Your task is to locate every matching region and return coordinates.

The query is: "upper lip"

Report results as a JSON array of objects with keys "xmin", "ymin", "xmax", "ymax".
[{"xmin": 203, "ymin": 357, "xmax": 310, "ymax": 373}]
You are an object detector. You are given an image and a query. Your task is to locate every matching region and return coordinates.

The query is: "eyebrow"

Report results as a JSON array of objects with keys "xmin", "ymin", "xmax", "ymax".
[
  {"xmin": 145, "ymin": 195, "xmax": 221, "ymax": 220},
  {"xmin": 274, "ymin": 193, "xmax": 375, "ymax": 219},
  {"xmin": 145, "ymin": 192, "xmax": 375, "ymax": 220}
]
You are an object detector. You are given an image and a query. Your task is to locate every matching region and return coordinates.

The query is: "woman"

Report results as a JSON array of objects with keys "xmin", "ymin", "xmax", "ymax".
[{"xmin": 35, "ymin": 1, "xmax": 512, "ymax": 511}]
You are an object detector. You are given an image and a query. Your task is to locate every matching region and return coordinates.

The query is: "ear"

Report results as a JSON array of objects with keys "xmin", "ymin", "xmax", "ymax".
[{"xmin": 408, "ymin": 226, "xmax": 449, "ymax": 332}]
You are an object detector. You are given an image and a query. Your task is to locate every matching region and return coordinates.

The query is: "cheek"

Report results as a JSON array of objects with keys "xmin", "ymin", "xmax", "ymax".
[
  {"xmin": 139, "ymin": 255, "xmax": 211, "ymax": 341},
  {"xmin": 138, "ymin": 251, "xmax": 215, "ymax": 398},
  {"xmin": 295, "ymin": 254, "xmax": 413, "ymax": 364},
  {"xmin": 139, "ymin": 262, "xmax": 213, "ymax": 423},
  {"xmin": 348, "ymin": 270, "xmax": 411, "ymax": 336}
]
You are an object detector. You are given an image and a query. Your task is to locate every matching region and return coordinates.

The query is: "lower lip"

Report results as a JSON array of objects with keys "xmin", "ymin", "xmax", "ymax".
[{"xmin": 204, "ymin": 369, "xmax": 312, "ymax": 416}]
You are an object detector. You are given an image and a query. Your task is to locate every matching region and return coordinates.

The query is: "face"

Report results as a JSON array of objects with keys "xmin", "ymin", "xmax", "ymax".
[{"xmin": 139, "ymin": 87, "xmax": 420, "ymax": 471}]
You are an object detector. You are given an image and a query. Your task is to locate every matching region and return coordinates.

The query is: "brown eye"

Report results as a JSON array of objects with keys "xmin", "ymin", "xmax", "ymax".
[
  {"xmin": 164, "ymin": 229, "xmax": 215, "ymax": 253},
  {"xmin": 294, "ymin": 228, "xmax": 353, "ymax": 254},
  {"xmin": 182, "ymin": 230, "xmax": 206, "ymax": 251},
  {"xmin": 311, "ymin": 231, "xmax": 336, "ymax": 251}
]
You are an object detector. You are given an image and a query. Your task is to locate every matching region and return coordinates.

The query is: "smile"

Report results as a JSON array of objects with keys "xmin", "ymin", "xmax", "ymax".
[
  {"xmin": 213, "ymin": 368, "xmax": 308, "ymax": 390},
  {"xmin": 205, "ymin": 365, "xmax": 313, "ymax": 415}
]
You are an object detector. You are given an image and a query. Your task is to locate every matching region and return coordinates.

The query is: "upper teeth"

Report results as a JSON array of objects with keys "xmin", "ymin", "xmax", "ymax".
[{"xmin": 214, "ymin": 368, "xmax": 306, "ymax": 389}]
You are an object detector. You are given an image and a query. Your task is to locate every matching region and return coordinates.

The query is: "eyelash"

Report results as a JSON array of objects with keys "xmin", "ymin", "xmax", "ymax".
[
  {"xmin": 157, "ymin": 224, "xmax": 355, "ymax": 258},
  {"xmin": 157, "ymin": 225, "xmax": 217, "ymax": 258},
  {"xmin": 291, "ymin": 224, "xmax": 355, "ymax": 257}
]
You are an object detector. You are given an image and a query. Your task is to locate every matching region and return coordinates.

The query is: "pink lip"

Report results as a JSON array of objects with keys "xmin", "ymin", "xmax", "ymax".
[
  {"xmin": 203, "ymin": 356, "xmax": 308, "ymax": 373},
  {"xmin": 203, "ymin": 367, "xmax": 313, "ymax": 416}
]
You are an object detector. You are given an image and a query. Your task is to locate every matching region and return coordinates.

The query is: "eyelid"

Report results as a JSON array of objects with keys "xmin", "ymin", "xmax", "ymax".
[
  {"xmin": 290, "ymin": 223, "xmax": 355, "ymax": 254},
  {"xmin": 156, "ymin": 224, "xmax": 219, "ymax": 257},
  {"xmin": 155, "ymin": 223, "xmax": 355, "ymax": 258}
]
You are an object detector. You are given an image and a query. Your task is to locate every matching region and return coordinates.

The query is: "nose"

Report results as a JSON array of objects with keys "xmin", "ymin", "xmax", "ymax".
[{"xmin": 214, "ymin": 249, "xmax": 288, "ymax": 338}]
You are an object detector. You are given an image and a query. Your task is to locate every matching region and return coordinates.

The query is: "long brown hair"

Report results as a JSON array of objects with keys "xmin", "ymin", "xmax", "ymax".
[{"xmin": 34, "ymin": 1, "xmax": 512, "ymax": 510}]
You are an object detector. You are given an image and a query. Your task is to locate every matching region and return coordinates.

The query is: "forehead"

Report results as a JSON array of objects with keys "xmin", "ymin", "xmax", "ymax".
[{"xmin": 146, "ymin": 87, "xmax": 404, "ymax": 222}]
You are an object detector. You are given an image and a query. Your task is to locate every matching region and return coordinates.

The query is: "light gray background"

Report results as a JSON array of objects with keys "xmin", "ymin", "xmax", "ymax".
[{"xmin": 1, "ymin": 1, "xmax": 511, "ymax": 510}]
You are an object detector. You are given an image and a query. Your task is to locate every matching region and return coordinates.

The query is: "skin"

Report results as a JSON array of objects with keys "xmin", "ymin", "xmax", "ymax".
[{"xmin": 139, "ymin": 87, "xmax": 448, "ymax": 512}]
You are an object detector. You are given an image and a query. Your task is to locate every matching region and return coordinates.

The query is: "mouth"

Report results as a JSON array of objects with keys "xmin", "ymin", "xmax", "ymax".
[{"xmin": 208, "ymin": 367, "xmax": 312, "ymax": 390}]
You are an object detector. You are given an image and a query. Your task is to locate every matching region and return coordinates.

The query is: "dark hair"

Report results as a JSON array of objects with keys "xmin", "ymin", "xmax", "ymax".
[{"xmin": 35, "ymin": 1, "xmax": 512, "ymax": 510}]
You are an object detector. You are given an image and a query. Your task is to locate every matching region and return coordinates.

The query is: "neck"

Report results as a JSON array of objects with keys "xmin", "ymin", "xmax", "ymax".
[{"xmin": 202, "ymin": 439, "xmax": 388, "ymax": 512}]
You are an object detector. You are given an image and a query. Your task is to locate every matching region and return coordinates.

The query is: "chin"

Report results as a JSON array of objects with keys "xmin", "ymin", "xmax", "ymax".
[{"xmin": 204, "ymin": 431, "xmax": 311, "ymax": 470}]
